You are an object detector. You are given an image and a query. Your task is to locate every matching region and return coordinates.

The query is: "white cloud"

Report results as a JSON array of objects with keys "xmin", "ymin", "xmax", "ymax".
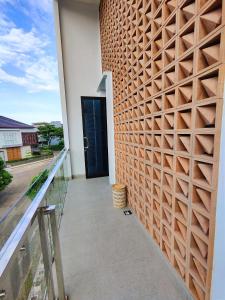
[
  {"xmin": 28, "ymin": 0, "xmax": 52, "ymax": 13},
  {"xmin": 0, "ymin": 10, "xmax": 15, "ymax": 34},
  {"xmin": 24, "ymin": 56, "xmax": 59, "ymax": 92},
  {"xmin": 0, "ymin": 1, "xmax": 59, "ymax": 93},
  {"xmin": 0, "ymin": 68, "xmax": 27, "ymax": 85},
  {"xmin": 1, "ymin": 28, "xmax": 48, "ymax": 53},
  {"xmin": 19, "ymin": 0, "xmax": 54, "ymax": 34},
  {"xmin": 0, "ymin": 0, "xmax": 52, "ymax": 14},
  {"xmin": 0, "ymin": 55, "xmax": 58, "ymax": 92}
]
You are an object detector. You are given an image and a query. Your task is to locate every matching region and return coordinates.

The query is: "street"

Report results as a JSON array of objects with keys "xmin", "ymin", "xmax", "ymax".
[{"xmin": 0, "ymin": 158, "xmax": 53, "ymax": 218}]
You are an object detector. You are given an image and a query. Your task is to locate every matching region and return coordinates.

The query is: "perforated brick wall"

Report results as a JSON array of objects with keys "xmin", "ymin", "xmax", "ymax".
[{"xmin": 99, "ymin": 1, "xmax": 225, "ymax": 299}]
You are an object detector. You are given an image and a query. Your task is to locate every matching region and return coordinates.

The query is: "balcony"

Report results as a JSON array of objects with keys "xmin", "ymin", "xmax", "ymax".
[
  {"xmin": 60, "ymin": 177, "xmax": 192, "ymax": 300},
  {"xmin": 0, "ymin": 150, "xmax": 192, "ymax": 300},
  {"xmin": 1, "ymin": 0, "xmax": 225, "ymax": 298}
]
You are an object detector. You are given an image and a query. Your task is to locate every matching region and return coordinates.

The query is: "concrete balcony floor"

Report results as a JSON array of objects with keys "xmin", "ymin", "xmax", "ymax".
[{"xmin": 60, "ymin": 177, "xmax": 193, "ymax": 300}]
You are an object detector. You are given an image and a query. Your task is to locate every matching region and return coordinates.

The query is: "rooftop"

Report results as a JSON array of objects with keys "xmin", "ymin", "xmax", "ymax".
[{"xmin": 0, "ymin": 116, "xmax": 35, "ymax": 130}]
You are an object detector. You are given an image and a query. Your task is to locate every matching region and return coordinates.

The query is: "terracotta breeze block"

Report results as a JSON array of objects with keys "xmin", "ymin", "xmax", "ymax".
[{"xmin": 100, "ymin": 0, "xmax": 225, "ymax": 299}]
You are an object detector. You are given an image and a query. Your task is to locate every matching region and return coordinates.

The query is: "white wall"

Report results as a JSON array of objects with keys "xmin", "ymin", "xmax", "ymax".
[
  {"xmin": 98, "ymin": 72, "xmax": 116, "ymax": 184},
  {"xmin": 20, "ymin": 128, "xmax": 37, "ymax": 133},
  {"xmin": 21, "ymin": 145, "xmax": 32, "ymax": 159},
  {"xmin": 0, "ymin": 130, "xmax": 22, "ymax": 148},
  {"xmin": 210, "ymin": 92, "xmax": 225, "ymax": 300},
  {"xmin": 58, "ymin": 0, "xmax": 102, "ymax": 177},
  {"xmin": 105, "ymin": 72, "xmax": 116, "ymax": 184}
]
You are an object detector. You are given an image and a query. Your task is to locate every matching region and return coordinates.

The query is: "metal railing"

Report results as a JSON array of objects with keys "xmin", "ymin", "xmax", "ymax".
[{"xmin": 0, "ymin": 149, "xmax": 70, "ymax": 300}]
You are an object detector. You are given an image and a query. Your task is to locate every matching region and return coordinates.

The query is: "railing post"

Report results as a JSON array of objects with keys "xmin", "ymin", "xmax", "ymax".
[
  {"xmin": 38, "ymin": 208, "xmax": 56, "ymax": 300},
  {"xmin": 0, "ymin": 150, "xmax": 68, "ymax": 300},
  {"xmin": 43, "ymin": 205, "xmax": 67, "ymax": 300}
]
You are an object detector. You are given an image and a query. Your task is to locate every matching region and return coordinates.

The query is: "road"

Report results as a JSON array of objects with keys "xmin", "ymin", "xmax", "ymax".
[{"xmin": 0, "ymin": 158, "xmax": 53, "ymax": 218}]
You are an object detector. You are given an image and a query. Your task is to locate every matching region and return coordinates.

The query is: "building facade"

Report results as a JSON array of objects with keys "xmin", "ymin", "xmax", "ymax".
[
  {"xmin": 0, "ymin": 116, "xmax": 38, "ymax": 161},
  {"xmin": 54, "ymin": 1, "xmax": 225, "ymax": 299}
]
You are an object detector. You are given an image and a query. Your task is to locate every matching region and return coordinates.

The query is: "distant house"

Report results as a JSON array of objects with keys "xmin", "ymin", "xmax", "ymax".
[
  {"xmin": 32, "ymin": 121, "xmax": 62, "ymax": 129},
  {"xmin": 50, "ymin": 121, "xmax": 63, "ymax": 128},
  {"xmin": 32, "ymin": 122, "xmax": 48, "ymax": 128},
  {"xmin": 0, "ymin": 116, "xmax": 38, "ymax": 162},
  {"xmin": 32, "ymin": 121, "xmax": 63, "ymax": 146}
]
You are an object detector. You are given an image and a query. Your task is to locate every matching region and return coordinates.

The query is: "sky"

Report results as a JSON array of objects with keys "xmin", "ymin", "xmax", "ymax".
[{"xmin": 0, "ymin": 0, "xmax": 62, "ymax": 125}]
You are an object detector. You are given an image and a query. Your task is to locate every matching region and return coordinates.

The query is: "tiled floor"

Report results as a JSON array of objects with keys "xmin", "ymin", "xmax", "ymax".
[{"xmin": 60, "ymin": 177, "xmax": 193, "ymax": 300}]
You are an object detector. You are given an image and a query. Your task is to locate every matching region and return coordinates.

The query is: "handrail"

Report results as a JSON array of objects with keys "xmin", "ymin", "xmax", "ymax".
[
  {"xmin": 0, "ymin": 148, "xmax": 68, "ymax": 277},
  {"xmin": 0, "ymin": 150, "xmax": 64, "ymax": 225}
]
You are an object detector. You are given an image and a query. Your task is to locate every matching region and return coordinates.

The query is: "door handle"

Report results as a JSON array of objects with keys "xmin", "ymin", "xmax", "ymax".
[{"xmin": 84, "ymin": 137, "xmax": 89, "ymax": 150}]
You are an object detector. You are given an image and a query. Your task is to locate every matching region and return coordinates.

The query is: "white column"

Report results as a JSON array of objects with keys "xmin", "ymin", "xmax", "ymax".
[
  {"xmin": 98, "ymin": 72, "xmax": 116, "ymax": 185},
  {"xmin": 53, "ymin": 0, "xmax": 72, "ymax": 178},
  {"xmin": 210, "ymin": 92, "xmax": 225, "ymax": 300}
]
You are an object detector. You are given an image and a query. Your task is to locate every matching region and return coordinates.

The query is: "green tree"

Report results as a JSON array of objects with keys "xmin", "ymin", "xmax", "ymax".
[
  {"xmin": 54, "ymin": 127, "xmax": 64, "ymax": 139},
  {"xmin": 0, "ymin": 158, "xmax": 13, "ymax": 191},
  {"xmin": 38, "ymin": 125, "xmax": 63, "ymax": 145}
]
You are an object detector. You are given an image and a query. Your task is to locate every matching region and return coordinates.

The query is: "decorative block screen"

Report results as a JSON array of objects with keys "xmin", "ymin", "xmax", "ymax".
[{"xmin": 99, "ymin": 0, "xmax": 225, "ymax": 299}]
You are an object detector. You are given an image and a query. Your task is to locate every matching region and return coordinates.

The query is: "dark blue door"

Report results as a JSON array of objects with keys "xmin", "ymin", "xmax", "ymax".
[{"xmin": 81, "ymin": 97, "xmax": 109, "ymax": 178}]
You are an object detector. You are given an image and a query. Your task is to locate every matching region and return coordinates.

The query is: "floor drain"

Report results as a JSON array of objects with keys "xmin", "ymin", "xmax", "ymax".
[{"xmin": 123, "ymin": 210, "xmax": 132, "ymax": 215}]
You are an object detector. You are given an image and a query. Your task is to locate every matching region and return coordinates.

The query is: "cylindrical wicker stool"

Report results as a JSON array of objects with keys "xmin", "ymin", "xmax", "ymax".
[{"xmin": 112, "ymin": 184, "xmax": 127, "ymax": 208}]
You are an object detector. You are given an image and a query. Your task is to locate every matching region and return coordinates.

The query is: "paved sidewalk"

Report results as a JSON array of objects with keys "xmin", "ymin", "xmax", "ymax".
[{"xmin": 0, "ymin": 158, "xmax": 53, "ymax": 218}]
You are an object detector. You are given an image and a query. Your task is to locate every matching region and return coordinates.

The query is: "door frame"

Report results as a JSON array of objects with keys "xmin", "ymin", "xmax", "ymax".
[
  {"xmin": 81, "ymin": 96, "xmax": 109, "ymax": 179},
  {"xmin": 97, "ymin": 72, "xmax": 115, "ymax": 185}
]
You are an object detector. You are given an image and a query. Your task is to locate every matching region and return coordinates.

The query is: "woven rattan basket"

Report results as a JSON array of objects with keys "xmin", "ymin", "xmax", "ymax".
[{"xmin": 112, "ymin": 184, "xmax": 126, "ymax": 208}]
